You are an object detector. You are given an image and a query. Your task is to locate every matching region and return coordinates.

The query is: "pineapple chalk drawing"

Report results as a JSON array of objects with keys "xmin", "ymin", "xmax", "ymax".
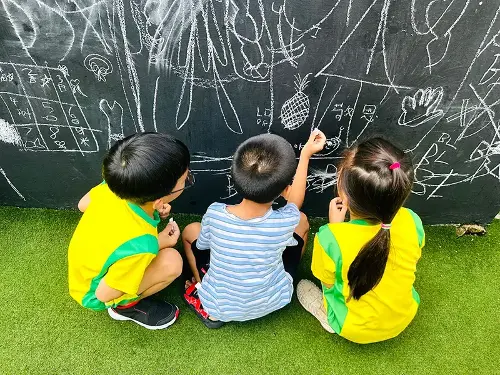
[{"xmin": 280, "ymin": 73, "xmax": 311, "ymax": 130}]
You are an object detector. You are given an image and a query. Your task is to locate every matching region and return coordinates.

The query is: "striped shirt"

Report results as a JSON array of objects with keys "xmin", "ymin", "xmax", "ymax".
[{"xmin": 196, "ymin": 202, "xmax": 301, "ymax": 322}]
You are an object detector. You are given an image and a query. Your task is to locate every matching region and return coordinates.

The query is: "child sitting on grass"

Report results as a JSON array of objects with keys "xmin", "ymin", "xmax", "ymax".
[
  {"xmin": 181, "ymin": 130, "xmax": 326, "ymax": 328},
  {"xmin": 68, "ymin": 132, "xmax": 193, "ymax": 330},
  {"xmin": 297, "ymin": 137, "xmax": 425, "ymax": 344}
]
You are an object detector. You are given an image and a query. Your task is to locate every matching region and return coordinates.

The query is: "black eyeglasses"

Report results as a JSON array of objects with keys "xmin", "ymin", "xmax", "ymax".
[{"xmin": 168, "ymin": 170, "xmax": 195, "ymax": 195}]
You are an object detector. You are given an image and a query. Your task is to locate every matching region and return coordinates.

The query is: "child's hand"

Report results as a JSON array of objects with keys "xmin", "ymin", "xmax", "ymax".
[
  {"xmin": 329, "ymin": 197, "xmax": 348, "ymax": 223},
  {"xmin": 301, "ymin": 129, "xmax": 326, "ymax": 158},
  {"xmin": 155, "ymin": 202, "xmax": 172, "ymax": 220},
  {"xmin": 159, "ymin": 220, "xmax": 180, "ymax": 248}
]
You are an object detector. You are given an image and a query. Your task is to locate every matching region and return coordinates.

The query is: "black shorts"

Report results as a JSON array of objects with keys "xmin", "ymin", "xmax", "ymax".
[{"xmin": 183, "ymin": 233, "xmax": 304, "ymax": 281}]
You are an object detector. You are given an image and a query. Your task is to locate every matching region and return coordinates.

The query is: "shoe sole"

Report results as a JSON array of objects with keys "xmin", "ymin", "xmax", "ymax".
[
  {"xmin": 184, "ymin": 299, "xmax": 225, "ymax": 329},
  {"xmin": 108, "ymin": 307, "xmax": 179, "ymax": 330},
  {"xmin": 297, "ymin": 280, "xmax": 335, "ymax": 334}
]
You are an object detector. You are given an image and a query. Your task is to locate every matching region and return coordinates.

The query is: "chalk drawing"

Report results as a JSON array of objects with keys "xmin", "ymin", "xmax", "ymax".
[
  {"xmin": 0, "ymin": 118, "xmax": 22, "ymax": 147},
  {"xmin": 281, "ymin": 74, "xmax": 311, "ymax": 130},
  {"xmin": 0, "ymin": 167, "xmax": 25, "ymax": 200},
  {"xmin": 84, "ymin": 54, "xmax": 113, "ymax": 82}
]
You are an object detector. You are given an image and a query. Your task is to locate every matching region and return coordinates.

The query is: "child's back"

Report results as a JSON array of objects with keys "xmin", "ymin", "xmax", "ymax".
[
  {"xmin": 68, "ymin": 132, "xmax": 191, "ymax": 330},
  {"xmin": 300, "ymin": 137, "xmax": 424, "ymax": 343},
  {"xmin": 69, "ymin": 182, "xmax": 161, "ymax": 310},
  {"xmin": 313, "ymin": 206, "xmax": 423, "ymax": 343},
  {"xmin": 196, "ymin": 202, "xmax": 301, "ymax": 321},
  {"xmin": 182, "ymin": 131, "xmax": 326, "ymax": 326}
]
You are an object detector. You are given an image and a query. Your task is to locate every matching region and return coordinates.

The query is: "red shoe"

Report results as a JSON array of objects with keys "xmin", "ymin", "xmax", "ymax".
[{"xmin": 183, "ymin": 283, "xmax": 224, "ymax": 329}]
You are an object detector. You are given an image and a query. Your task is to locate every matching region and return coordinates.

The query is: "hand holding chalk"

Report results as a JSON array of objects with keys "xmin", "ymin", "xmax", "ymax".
[
  {"xmin": 168, "ymin": 217, "xmax": 176, "ymax": 236},
  {"xmin": 159, "ymin": 217, "xmax": 180, "ymax": 247},
  {"xmin": 302, "ymin": 129, "xmax": 327, "ymax": 157}
]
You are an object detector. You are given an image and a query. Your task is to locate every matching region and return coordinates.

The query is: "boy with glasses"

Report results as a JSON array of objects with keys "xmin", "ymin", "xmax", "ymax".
[{"xmin": 68, "ymin": 132, "xmax": 192, "ymax": 330}]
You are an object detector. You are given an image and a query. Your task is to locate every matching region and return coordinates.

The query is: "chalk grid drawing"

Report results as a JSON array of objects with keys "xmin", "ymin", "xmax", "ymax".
[{"xmin": 0, "ymin": 62, "xmax": 100, "ymax": 153}]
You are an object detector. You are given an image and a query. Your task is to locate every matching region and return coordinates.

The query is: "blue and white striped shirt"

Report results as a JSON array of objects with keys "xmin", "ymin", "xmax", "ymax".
[{"xmin": 196, "ymin": 202, "xmax": 301, "ymax": 322}]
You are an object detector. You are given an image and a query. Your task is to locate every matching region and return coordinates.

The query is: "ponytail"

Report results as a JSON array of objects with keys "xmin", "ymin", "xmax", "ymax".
[
  {"xmin": 339, "ymin": 137, "xmax": 414, "ymax": 301},
  {"xmin": 347, "ymin": 227, "xmax": 391, "ymax": 300}
]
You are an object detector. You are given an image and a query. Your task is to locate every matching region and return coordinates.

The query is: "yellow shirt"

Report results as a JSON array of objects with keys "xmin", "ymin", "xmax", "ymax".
[
  {"xmin": 311, "ymin": 208, "xmax": 424, "ymax": 344},
  {"xmin": 68, "ymin": 183, "xmax": 160, "ymax": 311}
]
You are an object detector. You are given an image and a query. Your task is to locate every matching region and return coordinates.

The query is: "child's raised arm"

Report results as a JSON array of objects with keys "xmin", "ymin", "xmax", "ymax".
[{"xmin": 285, "ymin": 129, "xmax": 326, "ymax": 209}]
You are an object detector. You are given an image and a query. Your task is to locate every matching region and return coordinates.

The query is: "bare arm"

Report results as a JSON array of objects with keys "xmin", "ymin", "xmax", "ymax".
[
  {"xmin": 286, "ymin": 130, "xmax": 326, "ymax": 209},
  {"xmin": 286, "ymin": 155, "xmax": 311, "ymax": 209},
  {"xmin": 78, "ymin": 192, "xmax": 91, "ymax": 213}
]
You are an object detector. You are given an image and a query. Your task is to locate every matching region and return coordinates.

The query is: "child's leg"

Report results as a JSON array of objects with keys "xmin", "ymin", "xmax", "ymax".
[
  {"xmin": 282, "ymin": 212, "xmax": 309, "ymax": 280},
  {"xmin": 137, "ymin": 247, "xmax": 183, "ymax": 299},
  {"xmin": 297, "ymin": 279, "xmax": 335, "ymax": 334},
  {"xmin": 295, "ymin": 212, "xmax": 309, "ymax": 256},
  {"xmin": 182, "ymin": 222, "xmax": 209, "ymax": 283}
]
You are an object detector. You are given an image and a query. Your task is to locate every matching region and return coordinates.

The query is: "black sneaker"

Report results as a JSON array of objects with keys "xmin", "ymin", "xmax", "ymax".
[{"xmin": 108, "ymin": 298, "xmax": 179, "ymax": 330}]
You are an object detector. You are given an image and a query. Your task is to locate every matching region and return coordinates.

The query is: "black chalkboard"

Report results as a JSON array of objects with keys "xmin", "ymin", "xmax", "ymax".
[{"xmin": 0, "ymin": 0, "xmax": 499, "ymax": 224}]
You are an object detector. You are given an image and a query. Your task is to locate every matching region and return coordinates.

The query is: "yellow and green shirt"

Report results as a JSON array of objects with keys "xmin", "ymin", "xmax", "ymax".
[
  {"xmin": 68, "ymin": 183, "xmax": 160, "ymax": 311},
  {"xmin": 311, "ymin": 208, "xmax": 424, "ymax": 344}
]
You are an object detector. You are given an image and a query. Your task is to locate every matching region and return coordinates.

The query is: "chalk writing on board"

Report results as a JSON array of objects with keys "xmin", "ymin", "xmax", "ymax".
[
  {"xmin": 0, "ymin": 0, "xmax": 499, "ymax": 222},
  {"xmin": 220, "ymin": 174, "xmax": 238, "ymax": 200},
  {"xmin": 257, "ymin": 107, "xmax": 272, "ymax": 129},
  {"xmin": 411, "ymin": 0, "xmax": 471, "ymax": 74}
]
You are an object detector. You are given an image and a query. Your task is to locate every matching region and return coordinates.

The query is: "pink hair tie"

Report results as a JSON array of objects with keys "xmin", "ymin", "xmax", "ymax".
[
  {"xmin": 381, "ymin": 223, "xmax": 392, "ymax": 230},
  {"xmin": 389, "ymin": 162, "xmax": 401, "ymax": 170}
]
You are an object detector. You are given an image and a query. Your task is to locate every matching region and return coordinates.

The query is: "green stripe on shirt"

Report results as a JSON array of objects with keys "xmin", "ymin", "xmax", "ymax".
[
  {"xmin": 317, "ymin": 225, "xmax": 348, "ymax": 334},
  {"xmin": 81, "ymin": 234, "xmax": 158, "ymax": 311},
  {"xmin": 407, "ymin": 208, "xmax": 425, "ymax": 248}
]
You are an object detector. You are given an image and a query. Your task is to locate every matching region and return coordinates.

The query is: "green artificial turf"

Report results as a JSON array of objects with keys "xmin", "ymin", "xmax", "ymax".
[{"xmin": 0, "ymin": 206, "xmax": 499, "ymax": 375}]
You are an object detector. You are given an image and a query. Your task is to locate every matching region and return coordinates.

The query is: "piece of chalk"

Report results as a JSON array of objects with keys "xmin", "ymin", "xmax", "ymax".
[{"xmin": 169, "ymin": 217, "xmax": 174, "ymax": 223}]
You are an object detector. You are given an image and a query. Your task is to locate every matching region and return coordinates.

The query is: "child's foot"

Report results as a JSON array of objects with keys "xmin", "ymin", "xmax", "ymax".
[
  {"xmin": 185, "ymin": 277, "xmax": 196, "ymax": 290},
  {"xmin": 184, "ymin": 283, "xmax": 224, "ymax": 329},
  {"xmin": 108, "ymin": 298, "xmax": 179, "ymax": 330},
  {"xmin": 297, "ymin": 279, "xmax": 335, "ymax": 334}
]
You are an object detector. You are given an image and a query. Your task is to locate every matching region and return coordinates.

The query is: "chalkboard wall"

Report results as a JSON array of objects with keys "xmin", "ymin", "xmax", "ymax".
[{"xmin": 0, "ymin": 0, "xmax": 499, "ymax": 224}]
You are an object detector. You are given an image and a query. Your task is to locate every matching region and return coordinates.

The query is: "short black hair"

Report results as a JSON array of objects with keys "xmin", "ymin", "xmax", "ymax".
[
  {"xmin": 231, "ymin": 134, "xmax": 297, "ymax": 203},
  {"xmin": 103, "ymin": 132, "xmax": 190, "ymax": 204}
]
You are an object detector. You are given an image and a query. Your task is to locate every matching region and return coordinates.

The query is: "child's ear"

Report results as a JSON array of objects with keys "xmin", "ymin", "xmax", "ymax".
[
  {"xmin": 153, "ymin": 198, "xmax": 164, "ymax": 210},
  {"xmin": 280, "ymin": 185, "xmax": 291, "ymax": 199}
]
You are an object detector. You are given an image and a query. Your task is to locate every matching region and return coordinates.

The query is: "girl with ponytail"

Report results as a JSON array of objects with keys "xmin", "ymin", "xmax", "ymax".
[{"xmin": 297, "ymin": 138, "xmax": 425, "ymax": 344}]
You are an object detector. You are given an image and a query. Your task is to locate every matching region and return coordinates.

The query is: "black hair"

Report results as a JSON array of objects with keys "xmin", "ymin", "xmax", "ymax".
[
  {"xmin": 231, "ymin": 134, "xmax": 297, "ymax": 204},
  {"xmin": 338, "ymin": 137, "xmax": 414, "ymax": 300},
  {"xmin": 103, "ymin": 132, "xmax": 190, "ymax": 204}
]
